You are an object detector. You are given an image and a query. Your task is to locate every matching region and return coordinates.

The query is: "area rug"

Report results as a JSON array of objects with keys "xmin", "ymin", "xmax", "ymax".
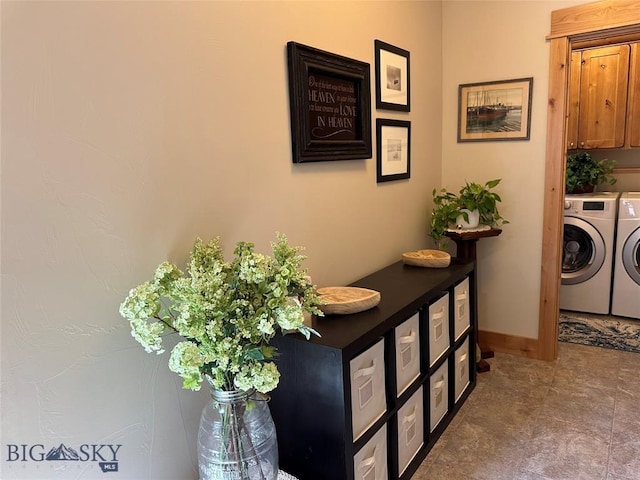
[{"xmin": 559, "ymin": 311, "xmax": 640, "ymax": 353}]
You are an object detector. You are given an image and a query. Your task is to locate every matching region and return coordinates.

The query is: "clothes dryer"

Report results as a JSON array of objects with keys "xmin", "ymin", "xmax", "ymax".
[
  {"xmin": 560, "ymin": 192, "xmax": 620, "ymax": 314},
  {"xmin": 612, "ymin": 192, "xmax": 640, "ymax": 319}
]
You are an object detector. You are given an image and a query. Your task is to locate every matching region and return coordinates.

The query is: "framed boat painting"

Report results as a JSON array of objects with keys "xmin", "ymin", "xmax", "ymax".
[{"xmin": 457, "ymin": 77, "xmax": 533, "ymax": 142}]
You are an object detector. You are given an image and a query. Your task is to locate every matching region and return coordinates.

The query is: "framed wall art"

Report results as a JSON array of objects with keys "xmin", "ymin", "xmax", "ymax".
[
  {"xmin": 374, "ymin": 40, "xmax": 410, "ymax": 112},
  {"xmin": 376, "ymin": 119, "xmax": 410, "ymax": 183},
  {"xmin": 457, "ymin": 77, "xmax": 533, "ymax": 142},
  {"xmin": 287, "ymin": 41, "xmax": 372, "ymax": 163}
]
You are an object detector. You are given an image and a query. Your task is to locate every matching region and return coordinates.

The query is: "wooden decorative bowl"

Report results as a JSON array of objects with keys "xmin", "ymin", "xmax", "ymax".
[
  {"xmin": 316, "ymin": 287, "xmax": 381, "ymax": 315},
  {"xmin": 402, "ymin": 249, "xmax": 451, "ymax": 268}
]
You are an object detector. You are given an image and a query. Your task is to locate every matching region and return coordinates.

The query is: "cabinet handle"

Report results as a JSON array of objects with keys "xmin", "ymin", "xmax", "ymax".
[
  {"xmin": 459, "ymin": 353, "xmax": 468, "ymax": 363},
  {"xmin": 456, "ymin": 290, "xmax": 467, "ymax": 301},
  {"xmin": 354, "ymin": 361, "xmax": 376, "ymax": 379},
  {"xmin": 433, "ymin": 317, "xmax": 444, "ymax": 341},
  {"xmin": 433, "ymin": 379, "xmax": 445, "ymax": 390},
  {"xmin": 399, "ymin": 330, "xmax": 416, "ymax": 344},
  {"xmin": 358, "ymin": 447, "xmax": 377, "ymax": 470},
  {"xmin": 432, "ymin": 309, "xmax": 444, "ymax": 320},
  {"xmin": 402, "ymin": 407, "xmax": 417, "ymax": 425}
]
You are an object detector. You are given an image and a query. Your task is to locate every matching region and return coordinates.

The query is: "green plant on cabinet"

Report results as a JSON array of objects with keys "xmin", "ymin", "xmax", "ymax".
[{"xmin": 565, "ymin": 151, "xmax": 616, "ymax": 194}]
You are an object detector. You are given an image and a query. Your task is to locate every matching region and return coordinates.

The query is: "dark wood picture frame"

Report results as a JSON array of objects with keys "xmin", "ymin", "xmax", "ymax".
[
  {"xmin": 287, "ymin": 41, "xmax": 372, "ymax": 163},
  {"xmin": 376, "ymin": 118, "xmax": 410, "ymax": 183},
  {"xmin": 457, "ymin": 77, "xmax": 533, "ymax": 142},
  {"xmin": 375, "ymin": 40, "xmax": 410, "ymax": 112}
]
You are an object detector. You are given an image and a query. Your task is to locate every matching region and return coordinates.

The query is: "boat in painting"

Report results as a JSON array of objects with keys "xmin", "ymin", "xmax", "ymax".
[{"xmin": 467, "ymin": 91, "xmax": 508, "ymax": 124}]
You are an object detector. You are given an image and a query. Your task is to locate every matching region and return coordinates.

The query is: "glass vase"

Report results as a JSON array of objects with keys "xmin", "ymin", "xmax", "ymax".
[{"xmin": 197, "ymin": 387, "xmax": 278, "ymax": 480}]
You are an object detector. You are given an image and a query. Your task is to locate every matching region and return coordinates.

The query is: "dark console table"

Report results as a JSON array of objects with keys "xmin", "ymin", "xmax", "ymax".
[{"xmin": 270, "ymin": 259, "xmax": 477, "ymax": 480}]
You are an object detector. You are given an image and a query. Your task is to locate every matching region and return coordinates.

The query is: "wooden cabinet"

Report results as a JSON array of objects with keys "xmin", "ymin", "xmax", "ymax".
[
  {"xmin": 269, "ymin": 260, "xmax": 476, "ymax": 480},
  {"xmin": 567, "ymin": 44, "xmax": 631, "ymax": 149},
  {"xmin": 628, "ymin": 43, "xmax": 640, "ymax": 148},
  {"xmin": 567, "ymin": 51, "xmax": 582, "ymax": 150}
]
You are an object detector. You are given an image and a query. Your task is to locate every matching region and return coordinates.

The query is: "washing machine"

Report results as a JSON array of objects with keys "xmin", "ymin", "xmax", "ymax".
[
  {"xmin": 612, "ymin": 192, "xmax": 640, "ymax": 319},
  {"xmin": 560, "ymin": 192, "xmax": 620, "ymax": 314}
]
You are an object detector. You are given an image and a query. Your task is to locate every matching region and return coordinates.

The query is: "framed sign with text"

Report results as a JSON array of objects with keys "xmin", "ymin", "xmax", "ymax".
[{"xmin": 287, "ymin": 42, "xmax": 372, "ymax": 163}]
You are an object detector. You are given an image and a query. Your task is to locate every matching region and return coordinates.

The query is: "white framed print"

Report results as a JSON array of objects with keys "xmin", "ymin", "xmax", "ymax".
[
  {"xmin": 375, "ymin": 40, "xmax": 410, "ymax": 112},
  {"xmin": 376, "ymin": 119, "xmax": 410, "ymax": 183}
]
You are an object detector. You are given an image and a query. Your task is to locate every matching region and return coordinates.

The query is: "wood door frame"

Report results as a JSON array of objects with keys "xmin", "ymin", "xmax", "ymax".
[{"xmin": 539, "ymin": 0, "xmax": 640, "ymax": 361}]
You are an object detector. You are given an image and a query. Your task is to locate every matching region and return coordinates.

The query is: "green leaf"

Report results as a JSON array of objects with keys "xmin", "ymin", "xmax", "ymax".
[
  {"xmin": 245, "ymin": 347, "xmax": 266, "ymax": 361},
  {"xmin": 260, "ymin": 345, "xmax": 277, "ymax": 359}
]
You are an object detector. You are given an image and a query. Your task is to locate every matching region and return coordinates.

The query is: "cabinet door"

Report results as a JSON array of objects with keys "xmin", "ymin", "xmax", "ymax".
[
  {"xmin": 396, "ymin": 386, "xmax": 424, "ymax": 477},
  {"xmin": 353, "ymin": 424, "xmax": 388, "ymax": 480},
  {"xmin": 567, "ymin": 51, "xmax": 582, "ymax": 150},
  {"xmin": 453, "ymin": 277, "xmax": 471, "ymax": 341},
  {"xmin": 428, "ymin": 294, "xmax": 450, "ymax": 367},
  {"xmin": 394, "ymin": 313, "xmax": 420, "ymax": 397},
  {"xmin": 578, "ymin": 45, "xmax": 630, "ymax": 149},
  {"xmin": 350, "ymin": 339, "xmax": 387, "ymax": 441},
  {"xmin": 429, "ymin": 360, "xmax": 449, "ymax": 432},
  {"xmin": 454, "ymin": 337, "xmax": 471, "ymax": 403},
  {"xmin": 628, "ymin": 43, "xmax": 640, "ymax": 148}
]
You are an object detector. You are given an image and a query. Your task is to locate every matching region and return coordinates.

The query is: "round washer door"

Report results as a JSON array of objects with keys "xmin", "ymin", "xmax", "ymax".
[
  {"xmin": 562, "ymin": 217, "xmax": 605, "ymax": 285},
  {"xmin": 622, "ymin": 227, "xmax": 640, "ymax": 286}
]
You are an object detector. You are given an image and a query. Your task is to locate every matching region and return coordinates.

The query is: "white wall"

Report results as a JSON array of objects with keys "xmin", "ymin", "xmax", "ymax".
[
  {"xmin": 441, "ymin": 0, "xmax": 585, "ymax": 339},
  {"xmin": 1, "ymin": 1, "xmax": 442, "ymax": 478}
]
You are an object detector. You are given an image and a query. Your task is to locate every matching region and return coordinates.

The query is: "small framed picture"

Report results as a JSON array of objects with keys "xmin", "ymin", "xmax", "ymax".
[
  {"xmin": 376, "ymin": 119, "xmax": 410, "ymax": 183},
  {"xmin": 457, "ymin": 77, "xmax": 533, "ymax": 142},
  {"xmin": 374, "ymin": 40, "xmax": 410, "ymax": 112}
]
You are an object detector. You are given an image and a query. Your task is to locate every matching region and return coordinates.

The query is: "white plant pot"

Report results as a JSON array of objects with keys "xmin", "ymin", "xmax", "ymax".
[{"xmin": 455, "ymin": 209, "xmax": 480, "ymax": 229}]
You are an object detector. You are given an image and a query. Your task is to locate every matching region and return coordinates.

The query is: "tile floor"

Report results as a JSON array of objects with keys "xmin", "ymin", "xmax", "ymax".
[{"xmin": 413, "ymin": 342, "xmax": 640, "ymax": 480}]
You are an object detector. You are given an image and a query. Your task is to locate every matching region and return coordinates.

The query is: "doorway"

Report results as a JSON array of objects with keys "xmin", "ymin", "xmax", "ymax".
[{"xmin": 539, "ymin": 2, "xmax": 640, "ymax": 361}]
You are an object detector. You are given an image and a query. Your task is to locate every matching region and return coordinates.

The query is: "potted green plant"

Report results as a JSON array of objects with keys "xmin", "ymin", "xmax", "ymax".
[
  {"xmin": 565, "ymin": 151, "xmax": 616, "ymax": 194},
  {"xmin": 430, "ymin": 179, "xmax": 508, "ymax": 250}
]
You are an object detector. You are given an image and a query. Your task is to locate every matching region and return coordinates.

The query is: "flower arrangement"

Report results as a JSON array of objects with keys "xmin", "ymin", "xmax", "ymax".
[{"xmin": 119, "ymin": 233, "xmax": 323, "ymax": 393}]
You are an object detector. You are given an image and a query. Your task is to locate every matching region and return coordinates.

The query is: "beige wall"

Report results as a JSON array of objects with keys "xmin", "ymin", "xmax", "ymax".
[
  {"xmin": 590, "ymin": 149, "xmax": 640, "ymax": 190},
  {"xmin": 6, "ymin": 0, "xmax": 632, "ymax": 478},
  {"xmin": 441, "ymin": 0, "xmax": 586, "ymax": 339},
  {"xmin": 1, "ymin": 1, "xmax": 442, "ymax": 478}
]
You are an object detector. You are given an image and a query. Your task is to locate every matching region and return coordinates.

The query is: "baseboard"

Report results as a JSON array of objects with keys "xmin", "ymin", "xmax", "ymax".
[{"xmin": 478, "ymin": 330, "xmax": 541, "ymax": 360}]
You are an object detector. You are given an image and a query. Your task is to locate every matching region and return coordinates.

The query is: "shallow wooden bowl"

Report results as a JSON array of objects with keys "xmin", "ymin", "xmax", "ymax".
[
  {"xmin": 316, "ymin": 286, "xmax": 381, "ymax": 315},
  {"xmin": 402, "ymin": 249, "xmax": 451, "ymax": 268}
]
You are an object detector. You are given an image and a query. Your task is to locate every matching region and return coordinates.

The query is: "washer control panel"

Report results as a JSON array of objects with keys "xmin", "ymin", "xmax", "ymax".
[{"xmin": 564, "ymin": 198, "xmax": 617, "ymax": 218}]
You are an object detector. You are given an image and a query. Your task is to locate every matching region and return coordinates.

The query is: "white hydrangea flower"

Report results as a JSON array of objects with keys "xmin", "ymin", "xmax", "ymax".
[
  {"xmin": 257, "ymin": 315, "xmax": 275, "ymax": 336},
  {"xmin": 153, "ymin": 262, "xmax": 182, "ymax": 293},
  {"xmin": 273, "ymin": 298, "xmax": 305, "ymax": 331},
  {"xmin": 235, "ymin": 362, "xmax": 280, "ymax": 393},
  {"xmin": 129, "ymin": 318, "xmax": 165, "ymax": 353},
  {"xmin": 169, "ymin": 341, "xmax": 204, "ymax": 390},
  {"xmin": 119, "ymin": 282, "xmax": 159, "ymax": 321}
]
